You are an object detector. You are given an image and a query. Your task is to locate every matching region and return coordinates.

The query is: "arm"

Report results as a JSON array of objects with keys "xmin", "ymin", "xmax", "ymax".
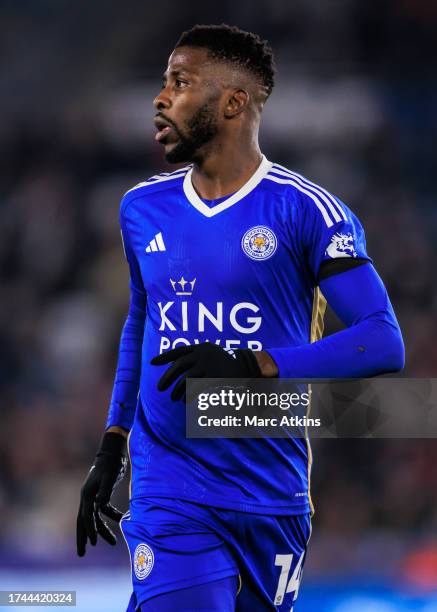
[
  {"xmin": 260, "ymin": 263, "xmax": 405, "ymax": 378},
  {"xmin": 77, "ymin": 200, "xmax": 147, "ymax": 557},
  {"xmin": 105, "ymin": 281, "xmax": 147, "ymax": 431},
  {"xmin": 106, "ymin": 203, "xmax": 147, "ymax": 430}
]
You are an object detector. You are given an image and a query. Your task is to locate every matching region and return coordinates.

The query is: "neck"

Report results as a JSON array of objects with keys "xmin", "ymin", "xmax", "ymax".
[{"xmin": 189, "ymin": 133, "xmax": 263, "ymax": 200}]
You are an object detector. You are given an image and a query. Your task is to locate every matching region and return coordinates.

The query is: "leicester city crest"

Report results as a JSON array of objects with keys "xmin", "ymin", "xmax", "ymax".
[
  {"xmin": 133, "ymin": 543, "xmax": 154, "ymax": 580},
  {"xmin": 242, "ymin": 226, "xmax": 278, "ymax": 261}
]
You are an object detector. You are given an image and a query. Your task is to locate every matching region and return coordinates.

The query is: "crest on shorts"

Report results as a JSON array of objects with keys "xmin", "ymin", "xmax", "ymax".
[
  {"xmin": 133, "ymin": 543, "xmax": 154, "ymax": 580},
  {"xmin": 242, "ymin": 226, "xmax": 278, "ymax": 261}
]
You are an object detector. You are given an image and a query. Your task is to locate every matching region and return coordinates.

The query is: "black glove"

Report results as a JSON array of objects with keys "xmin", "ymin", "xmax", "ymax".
[
  {"xmin": 150, "ymin": 342, "xmax": 261, "ymax": 401},
  {"xmin": 76, "ymin": 432, "xmax": 128, "ymax": 557}
]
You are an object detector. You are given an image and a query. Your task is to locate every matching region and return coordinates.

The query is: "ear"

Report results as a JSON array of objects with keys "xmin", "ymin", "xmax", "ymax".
[{"xmin": 224, "ymin": 89, "xmax": 249, "ymax": 118}]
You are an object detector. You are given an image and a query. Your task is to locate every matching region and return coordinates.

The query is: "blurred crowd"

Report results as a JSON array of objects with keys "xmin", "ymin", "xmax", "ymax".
[{"xmin": 0, "ymin": 0, "xmax": 437, "ymax": 577}]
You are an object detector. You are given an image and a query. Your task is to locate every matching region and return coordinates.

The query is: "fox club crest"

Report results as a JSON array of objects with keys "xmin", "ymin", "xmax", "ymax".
[
  {"xmin": 242, "ymin": 226, "xmax": 278, "ymax": 261},
  {"xmin": 133, "ymin": 543, "xmax": 154, "ymax": 580}
]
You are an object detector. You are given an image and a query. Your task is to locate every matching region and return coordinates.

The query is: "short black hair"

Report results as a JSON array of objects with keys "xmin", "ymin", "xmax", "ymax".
[{"xmin": 175, "ymin": 24, "xmax": 276, "ymax": 97}]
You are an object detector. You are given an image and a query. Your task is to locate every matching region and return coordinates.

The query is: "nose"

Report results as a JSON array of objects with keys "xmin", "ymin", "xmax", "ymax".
[{"xmin": 153, "ymin": 86, "xmax": 171, "ymax": 111}]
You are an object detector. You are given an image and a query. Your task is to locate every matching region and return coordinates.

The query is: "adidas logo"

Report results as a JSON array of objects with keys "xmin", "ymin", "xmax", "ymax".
[{"xmin": 145, "ymin": 232, "xmax": 166, "ymax": 253}]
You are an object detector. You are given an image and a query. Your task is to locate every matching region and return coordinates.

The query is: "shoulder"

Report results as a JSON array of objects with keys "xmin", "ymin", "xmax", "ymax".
[
  {"xmin": 120, "ymin": 165, "xmax": 191, "ymax": 217},
  {"xmin": 264, "ymin": 161, "xmax": 350, "ymax": 228}
]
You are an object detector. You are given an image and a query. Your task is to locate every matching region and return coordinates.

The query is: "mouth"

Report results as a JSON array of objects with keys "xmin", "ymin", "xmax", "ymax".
[{"xmin": 154, "ymin": 116, "xmax": 175, "ymax": 143}]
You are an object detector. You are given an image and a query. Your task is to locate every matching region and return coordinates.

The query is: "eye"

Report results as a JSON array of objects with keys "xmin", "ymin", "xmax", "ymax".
[{"xmin": 175, "ymin": 79, "xmax": 188, "ymax": 89}]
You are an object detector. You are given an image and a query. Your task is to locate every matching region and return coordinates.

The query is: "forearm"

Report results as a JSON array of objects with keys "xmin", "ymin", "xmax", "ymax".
[
  {"xmin": 261, "ymin": 263, "xmax": 405, "ymax": 379},
  {"xmin": 265, "ymin": 316, "xmax": 404, "ymax": 378},
  {"xmin": 105, "ymin": 285, "xmax": 147, "ymax": 430}
]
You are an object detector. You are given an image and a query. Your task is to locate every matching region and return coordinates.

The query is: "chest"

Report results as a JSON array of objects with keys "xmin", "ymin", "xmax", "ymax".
[{"xmin": 128, "ymin": 190, "xmax": 303, "ymax": 301}]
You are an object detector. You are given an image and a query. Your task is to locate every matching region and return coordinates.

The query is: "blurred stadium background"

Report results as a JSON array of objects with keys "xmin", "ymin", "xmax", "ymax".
[{"xmin": 1, "ymin": 1, "xmax": 437, "ymax": 610}]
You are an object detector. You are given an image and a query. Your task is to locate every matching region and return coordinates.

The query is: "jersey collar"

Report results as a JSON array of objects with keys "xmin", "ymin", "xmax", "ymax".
[{"xmin": 182, "ymin": 155, "xmax": 272, "ymax": 218}]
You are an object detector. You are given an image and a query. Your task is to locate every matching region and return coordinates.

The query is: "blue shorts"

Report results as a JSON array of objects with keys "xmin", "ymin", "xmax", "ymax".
[{"xmin": 120, "ymin": 496, "xmax": 311, "ymax": 611}]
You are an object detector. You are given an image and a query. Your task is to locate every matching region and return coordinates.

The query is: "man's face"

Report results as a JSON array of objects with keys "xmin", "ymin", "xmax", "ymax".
[{"xmin": 153, "ymin": 47, "xmax": 223, "ymax": 163}]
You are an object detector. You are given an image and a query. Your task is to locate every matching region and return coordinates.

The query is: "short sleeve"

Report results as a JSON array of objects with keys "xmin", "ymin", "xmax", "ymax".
[
  {"xmin": 120, "ymin": 195, "xmax": 147, "ymax": 297},
  {"xmin": 298, "ymin": 189, "xmax": 372, "ymax": 282}
]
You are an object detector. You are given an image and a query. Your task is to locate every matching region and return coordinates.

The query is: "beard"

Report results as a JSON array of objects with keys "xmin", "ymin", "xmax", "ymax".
[{"xmin": 164, "ymin": 100, "xmax": 219, "ymax": 164}]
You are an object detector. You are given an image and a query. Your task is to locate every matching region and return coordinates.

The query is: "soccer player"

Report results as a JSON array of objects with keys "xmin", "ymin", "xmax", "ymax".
[{"xmin": 76, "ymin": 25, "xmax": 404, "ymax": 611}]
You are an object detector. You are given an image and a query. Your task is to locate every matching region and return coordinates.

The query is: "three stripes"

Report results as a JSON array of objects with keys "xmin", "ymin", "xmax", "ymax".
[
  {"xmin": 125, "ymin": 161, "xmax": 347, "ymax": 229},
  {"xmin": 125, "ymin": 167, "xmax": 190, "ymax": 196},
  {"xmin": 266, "ymin": 164, "xmax": 347, "ymax": 228}
]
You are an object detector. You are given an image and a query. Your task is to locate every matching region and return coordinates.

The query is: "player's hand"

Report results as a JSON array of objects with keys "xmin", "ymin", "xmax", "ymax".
[
  {"xmin": 150, "ymin": 342, "xmax": 261, "ymax": 401},
  {"xmin": 76, "ymin": 432, "xmax": 127, "ymax": 557}
]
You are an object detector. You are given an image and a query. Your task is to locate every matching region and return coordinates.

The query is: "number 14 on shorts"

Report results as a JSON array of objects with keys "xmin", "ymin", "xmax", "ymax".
[{"xmin": 274, "ymin": 551, "xmax": 305, "ymax": 606}]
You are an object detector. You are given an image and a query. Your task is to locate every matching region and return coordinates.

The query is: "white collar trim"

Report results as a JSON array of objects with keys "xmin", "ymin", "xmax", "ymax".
[{"xmin": 182, "ymin": 155, "xmax": 272, "ymax": 218}]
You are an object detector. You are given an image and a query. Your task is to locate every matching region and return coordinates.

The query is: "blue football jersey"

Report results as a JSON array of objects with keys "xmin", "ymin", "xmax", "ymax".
[{"xmin": 117, "ymin": 156, "xmax": 370, "ymax": 514}]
